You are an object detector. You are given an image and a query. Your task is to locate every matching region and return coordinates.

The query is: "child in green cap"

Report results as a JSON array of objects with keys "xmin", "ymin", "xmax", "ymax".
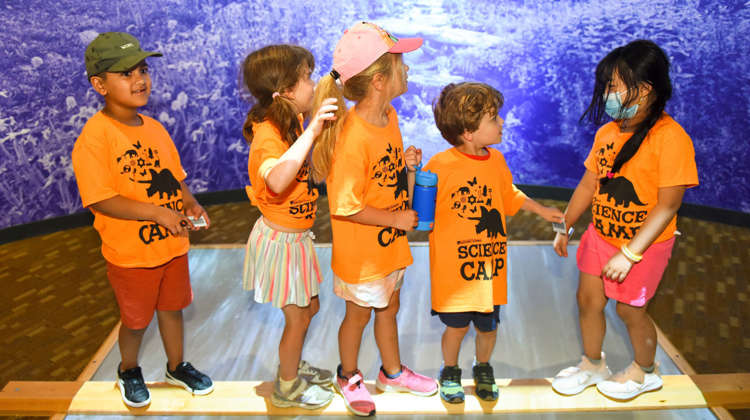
[{"xmin": 71, "ymin": 32, "xmax": 213, "ymax": 408}]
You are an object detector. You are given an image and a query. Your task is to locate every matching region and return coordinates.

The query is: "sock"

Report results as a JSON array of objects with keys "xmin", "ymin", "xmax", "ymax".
[
  {"xmin": 588, "ymin": 356, "xmax": 602, "ymax": 366},
  {"xmin": 640, "ymin": 364, "xmax": 655, "ymax": 374},
  {"xmin": 279, "ymin": 376, "xmax": 297, "ymax": 394},
  {"xmin": 381, "ymin": 365, "xmax": 402, "ymax": 379}
]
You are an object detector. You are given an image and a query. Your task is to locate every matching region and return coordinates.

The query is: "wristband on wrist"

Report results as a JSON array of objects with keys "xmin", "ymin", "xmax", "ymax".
[{"xmin": 621, "ymin": 244, "xmax": 643, "ymax": 263}]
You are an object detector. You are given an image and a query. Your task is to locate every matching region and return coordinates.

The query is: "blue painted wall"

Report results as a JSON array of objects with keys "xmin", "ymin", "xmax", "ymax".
[{"xmin": 1, "ymin": 0, "xmax": 748, "ymax": 229}]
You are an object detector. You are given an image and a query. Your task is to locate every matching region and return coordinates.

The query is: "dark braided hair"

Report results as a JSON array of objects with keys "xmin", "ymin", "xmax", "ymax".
[{"xmin": 581, "ymin": 40, "xmax": 672, "ymax": 186}]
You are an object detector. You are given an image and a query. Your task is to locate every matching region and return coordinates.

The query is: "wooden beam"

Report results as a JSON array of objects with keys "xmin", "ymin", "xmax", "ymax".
[
  {"xmin": 691, "ymin": 373, "xmax": 750, "ymax": 409},
  {"xmin": 4, "ymin": 374, "xmax": 747, "ymax": 416},
  {"xmin": 0, "ymin": 381, "xmax": 81, "ymax": 416}
]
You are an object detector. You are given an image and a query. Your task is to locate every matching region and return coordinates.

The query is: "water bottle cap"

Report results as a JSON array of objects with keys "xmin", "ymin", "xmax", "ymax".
[{"xmin": 415, "ymin": 169, "xmax": 438, "ymax": 186}]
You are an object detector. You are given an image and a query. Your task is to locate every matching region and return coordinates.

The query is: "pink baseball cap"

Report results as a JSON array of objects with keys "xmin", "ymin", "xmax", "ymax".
[{"xmin": 332, "ymin": 22, "xmax": 423, "ymax": 84}]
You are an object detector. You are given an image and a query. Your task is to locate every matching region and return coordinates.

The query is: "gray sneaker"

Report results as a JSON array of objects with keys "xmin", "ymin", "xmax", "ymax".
[
  {"xmin": 298, "ymin": 360, "xmax": 334, "ymax": 386},
  {"xmin": 270, "ymin": 375, "xmax": 334, "ymax": 409}
]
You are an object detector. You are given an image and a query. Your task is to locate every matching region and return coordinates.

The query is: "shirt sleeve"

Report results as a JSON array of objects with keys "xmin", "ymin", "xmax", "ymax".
[
  {"xmin": 327, "ymin": 133, "xmax": 369, "ymax": 216},
  {"xmin": 656, "ymin": 124, "xmax": 699, "ymax": 189},
  {"xmin": 71, "ymin": 134, "xmax": 118, "ymax": 208},
  {"xmin": 249, "ymin": 136, "xmax": 287, "ymax": 199},
  {"xmin": 496, "ymin": 152, "xmax": 527, "ymax": 216}
]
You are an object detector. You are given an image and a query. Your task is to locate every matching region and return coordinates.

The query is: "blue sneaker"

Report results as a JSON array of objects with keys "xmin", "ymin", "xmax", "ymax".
[{"xmin": 439, "ymin": 365, "xmax": 464, "ymax": 403}]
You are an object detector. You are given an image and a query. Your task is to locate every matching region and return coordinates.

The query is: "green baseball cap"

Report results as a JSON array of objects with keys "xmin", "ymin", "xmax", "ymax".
[{"xmin": 85, "ymin": 32, "xmax": 162, "ymax": 78}]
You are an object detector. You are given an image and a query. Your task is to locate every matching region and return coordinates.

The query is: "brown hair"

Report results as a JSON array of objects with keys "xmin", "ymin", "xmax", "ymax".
[
  {"xmin": 241, "ymin": 44, "xmax": 314, "ymax": 145},
  {"xmin": 433, "ymin": 82, "xmax": 504, "ymax": 146},
  {"xmin": 309, "ymin": 53, "xmax": 397, "ymax": 183}
]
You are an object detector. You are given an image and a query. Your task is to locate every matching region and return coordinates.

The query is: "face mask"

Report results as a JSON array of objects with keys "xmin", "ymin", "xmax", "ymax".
[{"xmin": 604, "ymin": 91, "xmax": 638, "ymax": 119}]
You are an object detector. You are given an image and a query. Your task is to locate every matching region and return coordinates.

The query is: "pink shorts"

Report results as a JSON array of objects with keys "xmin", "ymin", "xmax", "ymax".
[
  {"xmin": 576, "ymin": 224, "xmax": 674, "ymax": 307},
  {"xmin": 106, "ymin": 254, "xmax": 193, "ymax": 329}
]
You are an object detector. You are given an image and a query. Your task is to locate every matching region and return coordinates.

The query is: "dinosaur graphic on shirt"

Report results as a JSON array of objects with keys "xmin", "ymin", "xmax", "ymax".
[
  {"xmin": 371, "ymin": 143, "xmax": 408, "ymax": 200},
  {"xmin": 599, "ymin": 176, "xmax": 646, "ymax": 208},
  {"xmin": 450, "ymin": 177, "xmax": 505, "ymax": 239}
]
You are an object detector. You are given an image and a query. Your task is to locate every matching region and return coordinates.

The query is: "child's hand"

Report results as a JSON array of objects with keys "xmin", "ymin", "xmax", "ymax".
[
  {"xmin": 553, "ymin": 232, "xmax": 569, "ymax": 257},
  {"xmin": 404, "ymin": 145, "xmax": 422, "ymax": 172},
  {"xmin": 539, "ymin": 206, "xmax": 564, "ymax": 223},
  {"xmin": 308, "ymin": 98, "xmax": 338, "ymax": 137},
  {"xmin": 393, "ymin": 209, "xmax": 418, "ymax": 231},
  {"xmin": 184, "ymin": 202, "xmax": 211, "ymax": 229},
  {"xmin": 155, "ymin": 206, "xmax": 191, "ymax": 237},
  {"xmin": 602, "ymin": 252, "xmax": 634, "ymax": 283}
]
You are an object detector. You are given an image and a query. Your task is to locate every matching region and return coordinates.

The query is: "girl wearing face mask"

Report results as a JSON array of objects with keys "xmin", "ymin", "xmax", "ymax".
[{"xmin": 550, "ymin": 40, "xmax": 698, "ymax": 401}]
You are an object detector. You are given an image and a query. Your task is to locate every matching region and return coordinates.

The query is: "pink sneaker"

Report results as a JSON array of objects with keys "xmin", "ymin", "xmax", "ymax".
[
  {"xmin": 375, "ymin": 365, "xmax": 438, "ymax": 396},
  {"xmin": 335, "ymin": 369, "xmax": 375, "ymax": 417}
]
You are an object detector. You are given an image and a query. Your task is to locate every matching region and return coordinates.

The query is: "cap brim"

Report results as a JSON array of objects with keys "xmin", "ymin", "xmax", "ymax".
[
  {"xmin": 388, "ymin": 37, "xmax": 423, "ymax": 53},
  {"xmin": 108, "ymin": 51, "xmax": 163, "ymax": 72}
]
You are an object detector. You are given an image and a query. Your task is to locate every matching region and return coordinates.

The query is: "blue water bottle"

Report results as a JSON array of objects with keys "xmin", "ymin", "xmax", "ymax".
[{"xmin": 412, "ymin": 165, "xmax": 438, "ymax": 231}]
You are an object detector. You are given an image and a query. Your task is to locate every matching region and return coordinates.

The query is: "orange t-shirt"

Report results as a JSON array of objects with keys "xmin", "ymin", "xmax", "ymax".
[
  {"xmin": 424, "ymin": 148, "xmax": 527, "ymax": 312},
  {"xmin": 72, "ymin": 111, "xmax": 189, "ymax": 268},
  {"xmin": 327, "ymin": 106, "xmax": 413, "ymax": 283},
  {"xmin": 584, "ymin": 113, "xmax": 699, "ymax": 248},
  {"xmin": 246, "ymin": 118, "xmax": 318, "ymax": 229}
]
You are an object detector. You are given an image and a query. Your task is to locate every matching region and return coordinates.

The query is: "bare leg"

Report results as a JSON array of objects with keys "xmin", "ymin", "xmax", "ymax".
[
  {"xmin": 338, "ymin": 300, "xmax": 372, "ymax": 377},
  {"xmin": 156, "ymin": 310, "xmax": 184, "ymax": 371},
  {"xmin": 441, "ymin": 326, "xmax": 469, "ymax": 366},
  {"xmin": 475, "ymin": 328, "xmax": 497, "ymax": 364},
  {"xmin": 577, "ymin": 272, "xmax": 608, "ymax": 360},
  {"xmin": 278, "ymin": 301, "xmax": 315, "ymax": 380},
  {"xmin": 119, "ymin": 324, "xmax": 147, "ymax": 370},
  {"xmin": 616, "ymin": 302, "xmax": 657, "ymax": 367},
  {"xmin": 374, "ymin": 289, "xmax": 402, "ymax": 375}
]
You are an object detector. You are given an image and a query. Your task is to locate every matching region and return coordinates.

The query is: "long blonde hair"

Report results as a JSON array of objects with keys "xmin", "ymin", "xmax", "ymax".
[
  {"xmin": 310, "ymin": 53, "xmax": 397, "ymax": 183},
  {"xmin": 241, "ymin": 45, "xmax": 314, "ymax": 146}
]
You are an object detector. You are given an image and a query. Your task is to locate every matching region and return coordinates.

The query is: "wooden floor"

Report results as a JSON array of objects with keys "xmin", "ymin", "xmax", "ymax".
[{"xmin": 1, "ymin": 196, "xmax": 749, "ymax": 418}]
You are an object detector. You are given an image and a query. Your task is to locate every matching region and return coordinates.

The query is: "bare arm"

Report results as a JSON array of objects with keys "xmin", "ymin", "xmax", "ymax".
[
  {"xmin": 520, "ymin": 198, "xmax": 564, "ymax": 222},
  {"xmin": 602, "ymin": 185, "xmax": 686, "ymax": 282},
  {"xmin": 89, "ymin": 195, "xmax": 189, "ymax": 236},
  {"xmin": 264, "ymin": 99, "xmax": 337, "ymax": 194},
  {"xmin": 180, "ymin": 181, "xmax": 210, "ymax": 228},
  {"xmin": 404, "ymin": 145, "xmax": 421, "ymax": 208},
  {"xmin": 343, "ymin": 205, "xmax": 418, "ymax": 231},
  {"xmin": 553, "ymin": 169, "xmax": 598, "ymax": 257}
]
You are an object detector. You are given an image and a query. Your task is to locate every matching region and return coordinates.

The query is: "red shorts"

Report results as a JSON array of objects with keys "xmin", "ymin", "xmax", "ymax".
[
  {"xmin": 577, "ymin": 224, "xmax": 674, "ymax": 307},
  {"xmin": 106, "ymin": 254, "xmax": 193, "ymax": 329}
]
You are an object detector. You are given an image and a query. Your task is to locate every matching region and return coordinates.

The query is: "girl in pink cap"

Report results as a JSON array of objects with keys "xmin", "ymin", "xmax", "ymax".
[{"xmin": 310, "ymin": 22, "xmax": 437, "ymax": 416}]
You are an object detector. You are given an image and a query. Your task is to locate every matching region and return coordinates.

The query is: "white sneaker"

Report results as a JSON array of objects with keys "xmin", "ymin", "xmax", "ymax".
[
  {"xmin": 597, "ymin": 361, "xmax": 663, "ymax": 400},
  {"xmin": 551, "ymin": 353, "xmax": 612, "ymax": 395}
]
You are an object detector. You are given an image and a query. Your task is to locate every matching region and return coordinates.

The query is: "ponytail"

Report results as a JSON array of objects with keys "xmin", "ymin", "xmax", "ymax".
[
  {"xmin": 241, "ymin": 44, "xmax": 313, "ymax": 146},
  {"xmin": 310, "ymin": 74, "xmax": 347, "ymax": 183},
  {"xmin": 310, "ymin": 53, "xmax": 396, "ymax": 183}
]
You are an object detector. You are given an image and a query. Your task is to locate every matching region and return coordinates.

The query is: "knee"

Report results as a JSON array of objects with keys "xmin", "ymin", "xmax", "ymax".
[
  {"xmin": 616, "ymin": 302, "xmax": 646, "ymax": 324},
  {"xmin": 345, "ymin": 309, "xmax": 372, "ymax": 328},
  {"xmin": 577, "ymin": 289, "xmax": 605, "ymax": 314}
]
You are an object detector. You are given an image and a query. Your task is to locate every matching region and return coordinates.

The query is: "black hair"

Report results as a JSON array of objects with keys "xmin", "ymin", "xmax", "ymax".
[{"xmin": 581, "ymin": 40, "xmax": 672, "ymax": 186}]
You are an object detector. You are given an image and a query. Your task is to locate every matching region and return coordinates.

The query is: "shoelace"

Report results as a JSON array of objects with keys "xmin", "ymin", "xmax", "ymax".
[
  {"xmin": 175, "ymin": 362, "xmax": 201, "ymax": 378},
  {"xmin": 441, "ymin": 368, "xmax": 461, "ymax": 383},
  {"xmin": 474, "ymin": 366, "xmax": 494, "ymax": 384}
]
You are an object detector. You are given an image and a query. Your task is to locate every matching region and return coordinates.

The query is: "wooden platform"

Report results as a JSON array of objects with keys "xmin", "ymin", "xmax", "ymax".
[{"xmin": 4, "ymin": 375, "xmax": 741, "ymax": 416}]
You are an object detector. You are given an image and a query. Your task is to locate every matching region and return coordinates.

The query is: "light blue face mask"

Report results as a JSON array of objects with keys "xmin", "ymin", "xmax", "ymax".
[{"xmin": 604, "ymin": 91, "xmax": 638, "ymax": 119}]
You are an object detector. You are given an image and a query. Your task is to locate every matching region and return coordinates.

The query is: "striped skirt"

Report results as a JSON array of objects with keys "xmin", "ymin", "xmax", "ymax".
[{"xmin": 242, "ymin": 217, "xmax": 322, "ymax": 308}]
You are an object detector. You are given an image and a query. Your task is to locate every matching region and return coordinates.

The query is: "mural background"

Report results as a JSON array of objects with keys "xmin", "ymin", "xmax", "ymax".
[{"xmin": 1, "ymin": 0, "xmax": 748, "ymax": 229}]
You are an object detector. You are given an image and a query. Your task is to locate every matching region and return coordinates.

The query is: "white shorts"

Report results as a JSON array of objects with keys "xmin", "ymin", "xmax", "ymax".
[{"xmin": 333, "ymin": 268, "xmax": 405, "ymax": 309}]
